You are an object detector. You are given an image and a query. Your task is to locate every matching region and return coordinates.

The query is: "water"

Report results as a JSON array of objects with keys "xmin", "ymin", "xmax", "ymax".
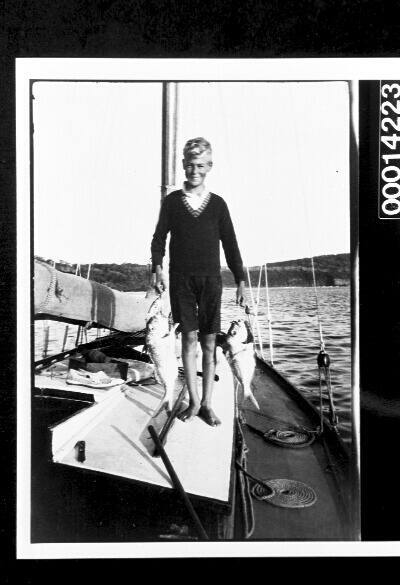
[{"xmin": 34, "ymin": 286, "xmax": 352, "ymax": 446}]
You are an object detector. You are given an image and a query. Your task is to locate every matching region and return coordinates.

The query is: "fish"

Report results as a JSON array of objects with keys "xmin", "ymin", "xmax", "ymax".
[
  {"xmin": 223, "ymin": 319, "xmax": 260, "ymax": 410},
  {"xmin": 145, "ymin": 296, "xmax": 179, "ymax": 416}
]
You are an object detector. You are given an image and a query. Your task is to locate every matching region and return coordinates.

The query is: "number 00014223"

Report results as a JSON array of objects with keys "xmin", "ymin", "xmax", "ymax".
[{"xmin": 380, "ymin": 82, "xmax": 400, "ymax": 218}]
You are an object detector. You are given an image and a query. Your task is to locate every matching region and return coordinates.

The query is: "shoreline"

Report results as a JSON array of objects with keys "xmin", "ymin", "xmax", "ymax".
[{"xmin": 34, "ymin": 252, "xmax": 350, "ymax": 292}]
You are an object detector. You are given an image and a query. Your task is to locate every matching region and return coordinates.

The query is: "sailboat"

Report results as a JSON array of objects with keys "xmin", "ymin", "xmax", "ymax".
[{"xmin": 32, "ymin": 82, "xmax": 359, "ymax": 542}]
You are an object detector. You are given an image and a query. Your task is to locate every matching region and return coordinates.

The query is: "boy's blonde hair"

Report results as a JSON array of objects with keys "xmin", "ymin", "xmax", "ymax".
[{"xmin": 183, "ymin": 137, "xmax": 212, "ymax": 160}]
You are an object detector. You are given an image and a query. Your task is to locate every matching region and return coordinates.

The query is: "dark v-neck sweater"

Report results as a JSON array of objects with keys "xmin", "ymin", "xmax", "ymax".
[{"xmin": 151, "ymin": 190, "xmax": 245, "ymax": 284}]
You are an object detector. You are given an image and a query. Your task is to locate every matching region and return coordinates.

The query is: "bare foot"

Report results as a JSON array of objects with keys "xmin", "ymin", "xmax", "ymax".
[
  {"xmin": 199, "ymin": 405, "xmax": 221, "ymax": 427},
  {"xmin": 178, "ymin": 403, "xmax": 200, "ymax": 422}
]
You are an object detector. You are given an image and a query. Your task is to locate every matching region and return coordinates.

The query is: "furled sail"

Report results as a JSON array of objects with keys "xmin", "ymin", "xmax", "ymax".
[{"xmin": 34, "ymin": 260, "xmax": 161, "ymax": 332}]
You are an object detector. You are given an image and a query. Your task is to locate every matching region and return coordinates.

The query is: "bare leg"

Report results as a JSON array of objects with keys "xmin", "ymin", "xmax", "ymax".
[
  {"xmin": 198, "ymin": 333, "xmax": 221, "ymax": 426},
  {"xmin": 178, "ymin": 330, "xmax": 200, "ymax": 422}
]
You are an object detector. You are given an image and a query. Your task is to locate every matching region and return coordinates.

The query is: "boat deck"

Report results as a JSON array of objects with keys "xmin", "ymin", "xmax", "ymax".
[
  {"xmin": 32, "ymin": 344, "xmax": 354, "ymax": 541},
  {"xmin": 35, "ymin": 350, "xmax": 236, "ymax": 509},
  {"xmin": 239, "ymin": 358, "xmax": 352, "ymax": 540}
]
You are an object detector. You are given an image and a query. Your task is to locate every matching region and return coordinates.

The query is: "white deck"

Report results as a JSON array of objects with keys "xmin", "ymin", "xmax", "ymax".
[{"xmin": 53, "ymin": 354, "xmax": 235, "ymax": 504}]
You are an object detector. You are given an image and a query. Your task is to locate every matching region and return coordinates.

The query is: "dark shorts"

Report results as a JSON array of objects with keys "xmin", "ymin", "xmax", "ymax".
[{"xmin": 169, "ymin": 273, "xmax": 222, "ymax": 334}]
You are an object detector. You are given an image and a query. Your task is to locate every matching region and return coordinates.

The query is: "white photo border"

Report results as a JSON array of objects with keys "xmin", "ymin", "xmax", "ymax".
[{"xmin": 15, "ymin": 57, "xmax": 398, "ymax": 559}]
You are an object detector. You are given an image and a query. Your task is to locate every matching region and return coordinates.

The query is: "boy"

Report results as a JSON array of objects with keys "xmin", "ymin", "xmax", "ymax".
[{"xmin": 151, "ymin": 137, "xmax": 245, "ymax": 426}]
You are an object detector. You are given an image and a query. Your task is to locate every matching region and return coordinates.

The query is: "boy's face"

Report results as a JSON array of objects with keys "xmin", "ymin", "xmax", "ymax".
[{"xmin": 182, "ymin": 151, "xmax": 213, "ymax": 188}]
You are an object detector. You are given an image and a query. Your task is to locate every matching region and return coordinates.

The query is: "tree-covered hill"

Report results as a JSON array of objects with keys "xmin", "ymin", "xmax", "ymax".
[
  {"xmin": 222, "ymin": 253, "xmax": 350, "ymax": 288},
  {"xmin": 35, "ymin": 252, "xmax": 350, "ymax": 291}
]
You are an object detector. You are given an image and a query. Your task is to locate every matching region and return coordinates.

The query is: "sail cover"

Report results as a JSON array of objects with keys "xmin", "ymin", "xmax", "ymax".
[{"xmin": 34, "ymin": 260, "xmax": 161, "ymax": 332}]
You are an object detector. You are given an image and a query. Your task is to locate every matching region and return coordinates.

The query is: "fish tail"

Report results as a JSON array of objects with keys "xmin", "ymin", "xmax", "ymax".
[{"xmin": 243, "ymin": 385, "xmax": 260, "ymax": 410}]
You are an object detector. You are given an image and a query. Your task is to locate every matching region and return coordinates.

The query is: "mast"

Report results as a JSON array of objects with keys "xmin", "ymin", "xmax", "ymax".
[{"xmin": 161, "ymin": 82, "xmax": 179, "ymax": 201}]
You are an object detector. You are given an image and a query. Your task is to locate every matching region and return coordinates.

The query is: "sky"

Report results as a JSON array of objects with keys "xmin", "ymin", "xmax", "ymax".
[{"xmin": 33, "ymin": 81, "xmax": 350, "ymax": 267}]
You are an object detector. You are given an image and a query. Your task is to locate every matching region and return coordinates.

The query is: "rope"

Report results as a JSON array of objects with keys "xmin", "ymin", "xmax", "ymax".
[
  {"xmin": 215, "ymin": 84, "xmax": 267, "ymax": 365},
  {"xmin": 310, "ymin": 257, "xmax": 325, "ymax": 351},
  {"xmin": 242, "ymin": 407, "xmax": 320, "ymax": 436},
  {"xmin": 317, "ymin": 351, "xmax": 339, "ymax": 430},
  {"xmin": 246, "ymin": 267, "xmax": 265, "ymax": 359},
  {"xmin": 235, "ymin": 408, "xmax": 255, "ymax": 539},
  {"xmin": 256, "ymin": 265, "xmax": 262, "ymax": 307},
  {"xmin": 243, "ymin": 407, "xmax": 299, "ymax": 427},
  {"xmin": 288, "ymin": 86, "xmax": 326, "ymax": 353},
  {"xmin": 235, "ymin": 460, "xmax": 273, "ymax": 496},
  {"xmin": 325, "ymin": 364, "xmax": 338, "ymax": 429},
  {"xmin": 287, "ymin": 86, "xmax": 340, "ymax": 430},
  {"xmin": 251, "ymin": 478, "xmax": 317, "ymax": 508},
  {"xmin": 246, "ymin": 263, "xmax": 275, "ymax": 367},
  {"xmin": 73, "ymin": 264, "xmax": 92, "ymax": 347},
  {"xmin": 318, "ymin": 367, "xmax": 325, "ymax": 433},
  {"xmin": 264, "ymin": 264, "xmax": 274, "ymax": 367},
  {"xmin": 311, "ymin": 260, "xmax": 340, "ymax": 428},
  {"xmin": 325, "ymin": 366, "xmax": 338, "ymax": 426}
]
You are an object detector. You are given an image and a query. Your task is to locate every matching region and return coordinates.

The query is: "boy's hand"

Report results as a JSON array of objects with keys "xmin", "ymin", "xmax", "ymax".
[
  {"xmin": 154, "ymin": 266, "xmax": 167, "ymax": 294},
  {"xmin": 236, "ymin": 280, "xmax": 246, "ymax": 307}
]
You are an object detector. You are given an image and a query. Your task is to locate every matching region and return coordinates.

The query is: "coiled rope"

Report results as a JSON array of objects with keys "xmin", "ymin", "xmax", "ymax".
[
  {"xmin": 243, "ymin": 407, "xmax": 319, "ymax": 446},
  {"xmin": 251, "ymin": 478, "xmax": 317, "ymax": 508},
  {"xmin": 236, "ymin": 457, "xmax": 317, "ymax": 509}
]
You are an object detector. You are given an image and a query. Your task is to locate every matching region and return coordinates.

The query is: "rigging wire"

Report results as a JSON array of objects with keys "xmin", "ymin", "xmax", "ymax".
[
  {"xmin": 215, "ymin": 87, "xmax": 269, "ymax": 361},
  {"xmin": 256, "ymin": 265, "xmax": 262, "ymax": 307},
  {"xmin": 310, "ymin": 256, "xmax": 325, "ymax": 351},
  {"xmin": 288, "ymin": 84, "xmax": 326, "ymax": 350},
  {"xmin": 246, "ymin": 267, "xmax": 265, "ymax": 359},
  {"xmin": 218, "ymin": 84, "xmax": 273, "ymax": 365},
  {"xmin": 264, "ymin": 264, "xmax": 274, "ymax": 367},
  {"xmin": 288, "ymin": 85, "xmax": 338, "ymax": 429}
]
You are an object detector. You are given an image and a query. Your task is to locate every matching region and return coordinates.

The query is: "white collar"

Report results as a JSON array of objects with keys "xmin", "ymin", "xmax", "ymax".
[{"xmin": 182, "ymin": 182, "xmax": 209, "ymax": 198}]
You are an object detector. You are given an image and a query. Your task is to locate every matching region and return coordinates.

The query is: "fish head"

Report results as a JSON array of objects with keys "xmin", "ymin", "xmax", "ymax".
[
  {"xmin": 146, "ymin": 312, "xmax": 170, "ymax": 339},
  {"xmin": 146, "ymin": 291, "xmax": 170, "ymax": 321},
  {"xmin": 226, "ymin": 319, "xmax": 254, "ymax": 345}
]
